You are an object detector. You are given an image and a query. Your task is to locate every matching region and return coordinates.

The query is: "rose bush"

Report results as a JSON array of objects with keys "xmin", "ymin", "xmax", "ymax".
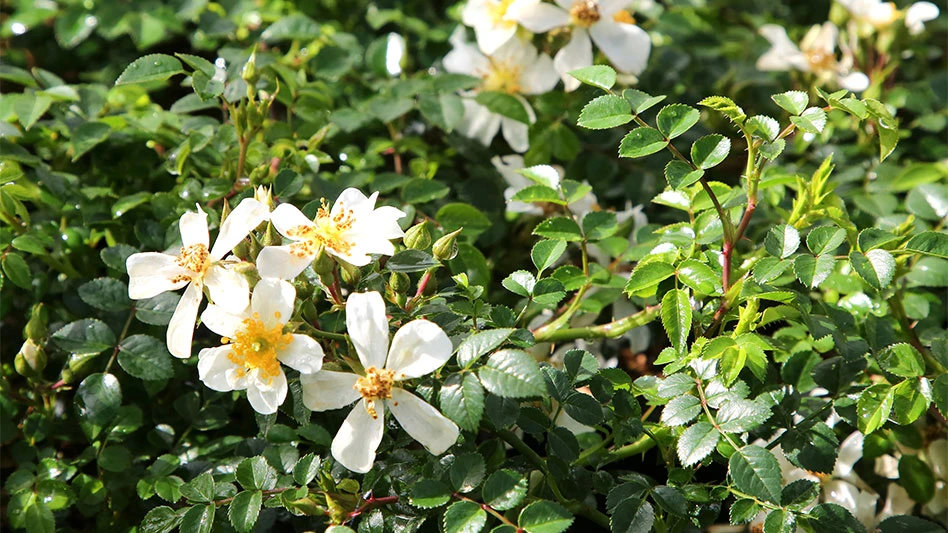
[{"xmin": 1, "ymin": 1, "xmax": 946, "ymax": 532}]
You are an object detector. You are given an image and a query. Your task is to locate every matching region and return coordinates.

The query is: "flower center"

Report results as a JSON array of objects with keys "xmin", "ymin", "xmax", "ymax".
[
  {"xmin": 570, "ymin": 0, "xmax": 601, "ymax": 28},
  {"xmin": 487, "ymin": 0, "xmax": 518, "ymax": 28},
  {"xmin": 225, "ymin": 312, "xmax": 291, "ymax": 382},
  {"xmin": 803, "ymin": 49, "xmax": 836, "ymax": 74},
  {"xmin": 613, "ymin": 10, "xmax": 635, "ymax": 25},
  {"xmin": 287, "ymin": 199, "xmax": 356, "ymax": 258},
  {"xmin": 354, "ymin": 366, "xmax": 396, "ymax": 419},
  {"xmin": 482, "ymin": 61, "xmax": 522, "ymax": 94},
  {"xmin": 176, "ymin": 243, "xmax": 211, "ymax": 277}
]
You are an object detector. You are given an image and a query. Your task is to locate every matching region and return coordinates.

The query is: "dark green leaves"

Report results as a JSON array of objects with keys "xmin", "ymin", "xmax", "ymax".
[
  {"xmin": 235, "ymin": 457, "xmax": 277, "ymax": 491},
  {"xmin": 410, "ymin": 480, "xmax": 452, "ymax": 509},
  {"xmin": 52, "ymin": 319, "xmax": 116, "ymax": 356},
  {"xmin": 457, "ymin": 329, "xmax": 515, "ymax": 367},
  {"xmin": 444, "ymin": 500, "xmax": 487, "ymax": 533},
  {"xmin": 478, "ymin": 350, "xmax": 545, "ymax": 398},
  {"xmin": 905, "ymin": 231, "xmax": 948, "ymax": 259},
  {"xmin": 677, "ymin": 422, "xmax": 719, "ymax": 466},
  {"xmin": 899, "ymin": 455, "xmax": 935, "ymax": 504},
  {"xmin": 227, "ymin": 491, "xmax": 262, "ymax": 533},
  {"xmin": 518, "ymin": 501, "xmax": 573, "ymax": 533},
  {"xmin": 656, "ymin": 104, "xmax": 699, "ymax": 139},
  {"xmin": 483, "ymin": 470, "xmax": 528, "ymax": 510},
  {"xmin": 534, "ymin": 217, "xmax": 583, "ymax": 241},
  {"xmin": 626, "ymin": 262, "xmax": 675, "ymax": 297},
  {"xmin": 118, "ymin": 335, "xmax": 174, "ymax": 380},
  {"xmin": 661, "ymin": 289, "xmax": 692, "ymax": 353},
  {"xmin": 578, "ymin": 95, "xmax": 632, "ymax": 130},
  {"xmin": 619, "ymin": 128, "xmax": 667, "ymax": 158},
  {"xmin": 582, "ymin": 211, "xmax": 618, "ymax": 241},
  {"xmin": 476, "ymin": 91, "xmax": 529, "ymax": 123},
  {"xmin": 115, "ymin": 54, "xmax": 185, "ymax": 85},
  {"xmin": 532, "ymin": 240, "xmax": 567, "ymax": 274},
  {"xmin": 691, "ymin": 135, "xmax": 730, "ymax": 169},
  {"xmin": 729, "ymin": 445, "xmax": 782, "ymax": 503},
  {"xmin": 793, "ymin": 254, "xmax": 835, "ymax": 288},
  {"xmin": 665, "ymin": 160, "xmax": 704, "ymax": 190},
  {"xmin": 76, "ymin": 373, "xmax": 122, "ymax": 425}
]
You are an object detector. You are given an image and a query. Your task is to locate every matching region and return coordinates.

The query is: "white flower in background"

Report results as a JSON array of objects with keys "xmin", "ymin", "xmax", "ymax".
[
  {"xmin": 300, "ymin": 291, "xmax": 459, "ymax": 473},
  {"xmin": 905, "ymin": 2, "xmax": 940, "ymax": 35},
  {"xmin": 462, "ymin": 0, "xmax": 536, "ymax": 54},
  {"xmin": 513, "ymin": 0, "xmax": 651, "ymax": 91},
  {"xmin": 126, "ymin": 198, "xmax": 270, "ymax": 359},
  {"xmin": 257, "ymin": 188, "xmax": 406, "ymax": 279},
  {"xmin": 757, "ymin": 22, "xmax": 870, "ymax": 92},
  {"xmin": 197, "ymin": 278, "xmax": 324, "ymax": 415},
  {"xmin": 443, "ymin": 34, "xmax": 558, "ymax": 152},
  {"xmin": 491, "ymin": 155, "xmax": 599, "ymax": 215},
  {"xmin": 923, "ymin": 439, "xmax": 948, "ymax": 517}
]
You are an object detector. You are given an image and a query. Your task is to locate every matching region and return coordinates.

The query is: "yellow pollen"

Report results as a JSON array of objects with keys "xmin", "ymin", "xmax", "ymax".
[
  {"xmin": 176, "ymin": 243, "xmax": 211, "ymax": 276},
  {"xmin": 227, "ymin": 315, "xmax": 292, "ymax": 382},
  {"xmin": 286, "ymin": 199, "xmax": 356, "ymax": 258},
  {"xmin": 354, "ymin": 366, "xmax": 396, "ymax": 419},
  {"xmin": 482, "ymin": 61, "xmax": 523, "ymax": 94},
  {"xmin": 570, "ymin": 0, "xmax": 601, "ymax": 28},
  {"xmin": 487, "ymin": 0, "xmax": 518, "ymax": 28},
  {"xmin": 613, "ymin": 10, "xmax": 635, "ymax": 25},
  {"xmin": 803, "ymin": 49, "xmax": 836, "ymax": 74}
]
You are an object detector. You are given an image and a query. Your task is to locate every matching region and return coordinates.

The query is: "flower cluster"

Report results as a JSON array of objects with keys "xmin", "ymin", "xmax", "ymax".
[
  {"xmin": 124, "ymin": 188, "xmax": 458, "ymax": 473},
  {"xmin": 445, "ymin": 0, "xmax": 653, "ymax": 152}
]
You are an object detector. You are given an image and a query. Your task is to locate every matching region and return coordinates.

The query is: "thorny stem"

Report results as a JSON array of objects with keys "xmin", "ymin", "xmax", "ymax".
[
  {"xmin": 348, "ymin": 495, "xmax": 399, "ymax": 520},
  {"xmin": 534, "ymin": 304, "xmax": 660, "ymax": 343},
  {"xmin": 214, "ymin": 488, "xmax": 290, "ymax": 507}
]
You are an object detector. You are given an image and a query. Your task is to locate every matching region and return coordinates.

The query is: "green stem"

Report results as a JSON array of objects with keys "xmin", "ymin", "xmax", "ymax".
[
  {"xmin": 695, "ymin": 378, "xmax": 740, "ymax": 450},
  {"xmin": 599, "ymin": 430, "xmax": 663, "ymax": 466},
  {"xmin": 534, "ymin": 304, "xmax": 660, "ymax": 343},
  {"xmin": 298, "ymin": 323, "xmax": 348, "ymax": 342},
  {"xmin": 104, "ymin": 309, "xmax": 137, "ymax": 374}
]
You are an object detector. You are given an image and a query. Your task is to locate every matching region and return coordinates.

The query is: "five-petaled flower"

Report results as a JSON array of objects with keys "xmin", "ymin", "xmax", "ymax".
[
  {"xmin": 512, "ymin": 0, "xmax": 651, "ymax": 91},
  {"xmin": 757, "ymin": 22, "xmax": 870, "ymax": 92},
  {"xmin": 198, "ymin": 278, "xmax": 324, "ymax": 415},
  {"xmin": 126, "ymin": 198, "xmax": 270, "ymax": 359},
  {"xmin": 461, "ymin": 0, "xmax": 536, "ymax": 55},
  {"xmin": 300, "ymin": 291, "xmax": 459, "ymax": 473},
  {"xmin": 257, "ymin": 188, "xmax": 406, "ymax": 280}
]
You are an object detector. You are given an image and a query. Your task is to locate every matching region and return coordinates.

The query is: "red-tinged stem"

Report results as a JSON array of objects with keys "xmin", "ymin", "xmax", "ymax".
[{"xmin": 347, "ymin": 495, "xmax": 399, "ymax": 520}]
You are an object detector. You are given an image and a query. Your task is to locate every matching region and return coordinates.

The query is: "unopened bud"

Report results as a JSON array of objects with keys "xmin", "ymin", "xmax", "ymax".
[
  {"xmin": 432, "ymin": 228, "xmax": 462, "ymax": 261},
  {"xmin": 403, "ymin": 221, "xmax": 432, "ymax": 250},
  {"xmin": 24, "ymin": 304, "xmax": 47, "ymax": 340},
  {"xmin": 254, "ymin": 185, "xmax": 273, "ymax": 208},
  {"xmin": 338, "ymin": 259, "xmax": 361, "ymax": 285},
  {"xmin": 15, "ymin": 339, "xmax": 46, "ymax": 378},
  {"xmin": 241, "ymin": 48, "xmax": 258, "ymax": 84},
  {"xmin": 389, "ymin": 272, "xmax": 410, "ymax": 293},
  {"xmin": 313, "ymin": 248, "xmax": 335, "ymax": 276}
]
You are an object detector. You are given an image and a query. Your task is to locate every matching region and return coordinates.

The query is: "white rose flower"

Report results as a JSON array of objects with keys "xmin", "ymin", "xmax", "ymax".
[
  {"xmin": 513, "ymin": 0, "xmax": 651, "ymax": 91},
  {"xmin": 197, "ymin": 278, "xmax": 324, "ymax": 415},
  {"xmin": 300, "ymin": 291, "xmax": 459, "ymax": 473},
  {"xmin": 256, "ymin": 188, "xmax": 406, "ymax": 279},
  {"xmin": 126, "ymin": 198, "xmax": 270, "ymax": 358},
  {"xmin": 757, "ymin": 22, "xmax": 870, "ymax": 92},
  {"xmin": 905, "ymin": 2, "xmax": 940, "ymax": 35},
  {"xmin": 461, "ymin": 0, "xmax": 538, "ymax": 54}
]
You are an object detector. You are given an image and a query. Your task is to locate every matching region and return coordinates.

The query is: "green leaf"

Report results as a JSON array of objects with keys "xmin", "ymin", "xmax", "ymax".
[
  {"xmin": 790, "ymin": 107, "xmax": 827, "ymax": 134},
  {"xmin": 753, "ymin": 257, "xmax": 791, "ymax": 284},
  {"xmin": 623, "ymin": 88, "xmax": 666, "ymax": 114},
  {"xmin": 656, "ymin": 104, "xmax": 700, "ymax": 139},
  {"xmin": 141, "ymin": 506, "xmax": 183, "ymax": 533},
  {"xmin": 890, "ymin": 378, "xmax": 928, "ymax": 425},
  {"xmin": 457, "ymin": 329, "xmax": 515, "ymax": 368},
  {"xmin": 450, "ymin": 452, "xmax": 486, "ymax": 493},
  {"xmin": 482, "ymin": 469, "xmax": 528, "ymax": 511},
  {"xmin": 578, "ymin": 95, "xmax": 632, "ymax": 129},
  {"xmin": 385, "ymin": 249, "xmax": 440, "ymax": 273},
  {"xmin": 678, "ymin": 259, "xmax": 722, "ymax": 295},
  {"xmin": 13, "ymin": 93, "xmax": 52, "ymax": 130},
  {"xmin": 76, "ymin": 373, "xmax": 121, "ymax": 425},
  {"xmin": 850, "ymin": 249, "xmax": 895, "ymax": 289},
  {"xmin": 227, "ymin": 491, "xmax": 262, "ymax": 533},
  {"xmin": 807, "ymin": 503, "xmax": 866, "ymax": 533},
  {"xmin": 699, "ymin": 96, "xmax": 746, "ymax": 124},
  {"xmin": 443, "ymin": 500, "xmax": 487, "ymax": 533},
  {"xmin": 933, "ymin": 374, "xmax": 948, "ymax": 417},
  {"xmin": 899, "ymin": 455, "xmax": 935, "ymax": 504},
  {"xmin": 877, "ymin": 516, "xmax": 945, "ymax": 533},
  {"xmin": 117, "ymin": 334, "xmax": 174, "ymax": 380},
  {"xmin": 582, "ymin": 211, "xmax": 618, "ymax": 241},
  {"xmin": 730, "ymin": 499, "xmax": 762, "ymax": 525},
  {"xmin": 2, "ymin": 253, "xmax": 31, "ymax": 289},
  {"xmin": 437, "ymin": 203, "xmax": 492, "ymax": 238},
  {"xmin": 418, "ymin": 92, "xmax": 465, "ymax": 133},
  {"xmin": 78, "ymin": 277, "xmax": 131, "ymax": 312},
  {"xmin": 397, "ymin": 177, "xmax": 447, "ymax": 205},
  {"xmin": 660, "ymin": 395, "xmax": 701, "ymax": 426},
  {"xmin": 180, "ymin": 472, "xmax": 214, "ymax": 503},
  {"xmin": 564, "ymin": 392, "xmax": 603, "ymax": 425},
  {"xmin": 518, "ymin": 501, "xmax": 573, "ymax": 533},
  {"xmin": 661, "ymin": 289, "xmax": 692, "ymax": 353},
  {"xmin": 612, "ymin": 499, "xmax": 654, "ymax": 533},
  {"xmin": 771, "ymin": 91, "xmax": 809, "ymax": 115},
  {"xmin": 764, "ymin": 510, "xmax": 796, "ymax": 533},
  {"xmin": 475, "ymin": 91, "xmax": 529, "ymax": 123},
  {"xmin": 691, "ymin": 134, "xmax": 730, "ymax": 169},
  {"xmin": 781, "ymin": 479, "xmax": 820, "ymax": 508},
  {"xmin": 532, "ymin": 239, "xmax": 567, "ymax": 274},
  {"xmin": 410, "ymin": 479, "xmax": 451, "ymax": 509},
  {"xmin": 717, "ymin": 399, "xmax": 772, "ymax": 433},
  {"xmin": 136, "ymin": 293, "xmax": 180, "ymax": 326},
  {"xmin": 856, "ymin": 383, "xmax": 893, "ymax": 434},
  {"xmin": 877, "ymin": 343, "xmax": 925, "ymax": 378},
  {"xmin": 806, "ymin": 226, "xmax": 847, "ymax": 255},
  {"xmin": 115, "ymin": 54, "xmax": 185, "ymax": 85},
  {"xmin": 664, "ymin": 160, "xmax": 704, "ymax": 190},
  {"xmin": 235, "ymin": 456, "xmax": 277, "ymax": 491},
  {"xmin": 568, "ymin": 65, "xmax": 616, "ymax": 91},
  {"xmin": 531, "ymin": 278, "xmax": 565, "ymax": 306},
  {"xmin": 71, "ymin": 122, "xmax": 111, "ymax": 161},
  {"xmin": 759, "ymin": 139, "xmax": 786, "ymax": 160},
  {"xmin": 677, "ymin": 422, "xmax": 720, "ymax": 466},
  {"xmin": 904, "ymin": 231, "xmax": 948, "ymax": 259},
  {"xmin": 793, "ymin": 254, "xmax": 835, "ymax": 288},
  {"xmin": 747, "ymin": 115, "xmax": 780, "ymax": 141},
  {"xmin": 260, "ymin": 13, "xmax": 321, "ymax": 41},
  {"xmin": 729, "ymin": 445, "xmax": 783, "ymax": 503},
  {"xmin": 112, "ymin": 192, "xmax": 151, "ymax": 218},
  {"xmin": 865, "ymin": 98, "xmax": 898, "ymax": 162},
  {"xmin": 625, "ymin": 261, "xmax": 676, "ymax": 297},
  {"xmin": 24, "ymin": 500, "xmax": 55, "ymax": 533},
  {"xmin": 534, "ymin": 217, "xmax": 583, "ymax": 242},
  {"xmin": 478, "ymin": 349, "xmax": 545, "ymax": 398},
  {"xmin": 292, "ymin": 453, "xmax": 320, "ymax": 486},
  {"xmin": 502, "ymin": 270, "xmax": 535, "ymax": 297},
  {"xmin": 180, "ymin": 504, "xmax": 214, "ymax": 533},
  {"xmin": 618, "ymin": 127, "xmax": 668, "ymax": 158},
  {"xmin": 511, "ymin": 185, "xmax": 564, "ymax": 205}
]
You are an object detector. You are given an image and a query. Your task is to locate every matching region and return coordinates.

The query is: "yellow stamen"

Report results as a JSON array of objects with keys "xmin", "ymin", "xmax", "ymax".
[
  {"xmin": 227, "ymin": 312, "xmax": 292, "ymax": 383},
  {"xmin": 175, "ymin": 243, "xmax": 211, "ymax": 278},
  {"xmin": 613, "ymin": 10, "xmax": 636, "ymax": 25},
  {"xmin": 482, "ymin": 61, "xmax": 523, "ymax": 94},
  {"xmin": 487, "ymin": 0, "xmax": 518, "ymax": 28},
  {"xmin": 354, "ymin": 366, "xmax": 397, "ymax": 419},
  {"xmin": 570, "ymin": 0, "xmax": 601, "ymax": 28},
  {"xmin": 286, "ymin": 199, "xmax": 356, "ymax": 258}
]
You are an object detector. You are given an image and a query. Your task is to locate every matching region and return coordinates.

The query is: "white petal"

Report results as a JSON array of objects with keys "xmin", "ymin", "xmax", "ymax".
[
  {"xmin": 492, "ymin": 154, "xmax": 527, "ymax": 187},
  {"xmin": 475, "ymin": 24, "xmax": 518, "ymax": 55},
  {"xmin": 126, "ymin": 252, "xmax": 189, "ymax": 299},
  {"xmin": 839, "ymin": 72, "xmax": 870, "ymax": 92},
  {"xmin": 179, "ymin": 206, "xmax": 209, "ymax": 248},
  {"xmin": 329, "ymin": 237, "xmax": 393, "ymax": 267},
  {"xmin": 757, "ymin": 24, "xmax": 804, "ymax": 71},
  {"xmin": 246, "ymin": 369, "xmax": 288, "ymax": 415},
  {"xmin": 256, "ymin": 245, "xmax": 314, "ymax": 280},
  {"xmin": 210, "ymin": 198, "xmax": 270, "ymax": 260},
  {"xmin": 554, "ymin": 31, "xmax": 593, "ymax": 92},
  {"xmin": 204, "ymin": 264, "xmax": 250, "ymax": 311},
  {"xmin": 167, "ymin": 282, "xmax": 203, "ymax": 359},
  {"xmin": 198, "ymin": 345, "xmax": 238, "ymax": 391},
  {"xmin": 388, "ymin": 388, "xmax": 459, "ymax": 455},
  {"xmin": 346, "ymin": 291, "xmax": 390, "ymax": 369},
  {"xmin": 555, "ymin": 410, "xmax": 596, "ymax": 435},
  {"xmin": 502, "ymin": 116, "xmax": 531, "ymax": 153},
  {"xmin": 353, "ymin": 205, "xmax": 406, "ymax": 240},
  {"xmin": 505, "ymin": 186, "xmax": 544, "ymax": 215},
  {"xmin": 835, "ymin": 431, "xmax": 864, "ymax": 478},
  {"xmin": 278, "ymin": 334, "xmax": 325, "ymax": 374},
  {"xmin": 599, "ymin": 0, "xmax": 637, "ymax": 16},
  {"xmin": 879, "ymin": 483, "xmax": 914, "ymax": 521},
  {"xmin": 443, "ymin": 41, "xmax": 490, "ymax": 77},
  {"xmin": 385, "ymin": 320, "xmax": 453, "ymax": 379},
  {"xmin": 589, "ymin": 19, "xmax": 651, "ymax": 75},
  {"xmin": 250, "ymin": 278, "xmax": 295, "ymax": 328},
  {"xmin": 201, "ymin": 304, "xmax": 245, "ymax": 339},
  {"xmin": 270, "ymin": 203, "xmax": 315, "ymax": 240},
  {"xmin": 332, "ymin": 188, "xmax": 374, "ymax": 219},
  {"xmin": 457, "ymin": 99, "xmax": 503, "ymax": 147},
  {"xmin": 927, "ymin": 439, "xmax": 948, "ymax": 479},
  {"xmin": 300, "ymin": 370, "xmax": 362, "ymax": 411},
  {"xmin": 802, "ymin": 22, "xmax": 837, "ymax": 57},
  {"xmin": 906, "ymin": 1, "xmax": 939, "ymax": 34},
  {"xmin": 520, "ymin": 52, "xmax": 559, "ymax": 94},
  {"xmin": 512, "ymin": 2, "xmax": 569, "ymax": 32},
  {"xmin": 332, "ymin": 403, "xmax": 384, "ymax": 473}
]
